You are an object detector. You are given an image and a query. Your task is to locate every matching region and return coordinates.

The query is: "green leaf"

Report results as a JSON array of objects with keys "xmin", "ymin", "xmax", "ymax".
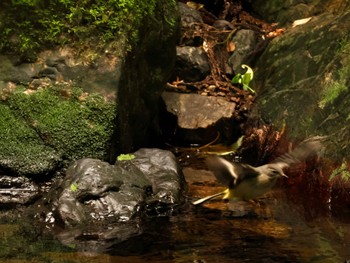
[
  {"xmin": 241, "ymin": 64, "xmax": 254, "ymax": 82},
  {"xmin": 117, "ymin": 153, "xmax": 135, "ymax": 161},
  {"xmin": 241, "ymin": 73, "xmax": 252, "ymax": 86},
  {"xmin": 231, "ymin": 73, "xmax": 242, "ymax": 84},
  {"xmin": 231, "ymin": 64, "xmax": 255, "ymax": 93}
]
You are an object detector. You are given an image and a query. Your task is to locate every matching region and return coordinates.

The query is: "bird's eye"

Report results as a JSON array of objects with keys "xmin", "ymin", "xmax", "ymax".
[{"xmin": 270, "ymin": 169, "xmax": 280, "ymax": 175}]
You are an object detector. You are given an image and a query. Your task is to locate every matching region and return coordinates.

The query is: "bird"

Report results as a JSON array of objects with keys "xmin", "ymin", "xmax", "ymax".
[{"xmin": 192, "ymin": 136, "xmax": 324, "ymax": 205}]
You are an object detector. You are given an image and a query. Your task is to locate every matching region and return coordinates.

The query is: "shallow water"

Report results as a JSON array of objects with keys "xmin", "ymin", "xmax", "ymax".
[{"xmin": 1, "ymin": 165, "xmax": 349, "ymax": 263}]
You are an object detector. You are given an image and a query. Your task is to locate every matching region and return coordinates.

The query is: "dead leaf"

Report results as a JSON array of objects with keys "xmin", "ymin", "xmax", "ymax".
[
  {"xmin": 226, "ymin": 41, "xmax": 236, "ymax": 52},
  {"xmin": 266, "ymin": 28, "xmax": 286, "ymax": 38},
  {"xmin": 292, "ymin": 17, "xmax": 312, "ymax": 27},
  {"xmin": 202, "ymin": 41, "xmax": 209, "ymax": 52},
  {"xmin": 186, "ymin": 1, "xmax": 204, "ymax": 10}
]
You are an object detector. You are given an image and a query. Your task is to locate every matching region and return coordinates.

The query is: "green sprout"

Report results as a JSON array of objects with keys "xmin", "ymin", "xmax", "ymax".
[
  {"xmin": 231, "ymin": 64, "xmax": 255, "ymax": 94},
  {"xmin": 70, "ymin": 183, "xmax": 78, "ymax": 192},
  {"xmin": 117, "ymin": 154, "xmax": 136, "ymax": 161}
]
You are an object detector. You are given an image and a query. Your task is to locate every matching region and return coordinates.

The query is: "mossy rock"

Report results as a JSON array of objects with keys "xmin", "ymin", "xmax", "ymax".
[
  {"xmin": 0, "ymin": 103, "xmax": 61, "ymax": 177},
  {"xmin": 0, "ymin": 85, "xmax": 116, "ymax": 177},
  {"xmin": 253, "ymin": 9, "xmax": 350, "ymax": 160}
]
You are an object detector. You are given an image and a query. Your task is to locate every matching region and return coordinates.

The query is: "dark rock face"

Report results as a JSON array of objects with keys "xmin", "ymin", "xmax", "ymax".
[
  {"xmin": 253, "ymin": 8, "xmax": 350, "ymax": 159},
  {"xmin": 132, "ymin": 148, "xmax": 186, "ymax": 216},
  {"xmin": 228, "ymin": 29, "xmax": 259, "ymax": 73},
  {"xmin": 42, "ymin": 148, "xmax": 186, "ymax": 252},
  {"xmin": 114, "ymin": 1, "xmax": 180, "ymax": 155},
  {"xmin": 52, "ymin": 148, "xmax": 186, "ymax": 226},
  {"xmin": 249, "ymin": 0, "xmax": 350, "ymax": 25},
  {"xmin": 174, "ymin": 46, "xmax": 210, "ymax": 82}
]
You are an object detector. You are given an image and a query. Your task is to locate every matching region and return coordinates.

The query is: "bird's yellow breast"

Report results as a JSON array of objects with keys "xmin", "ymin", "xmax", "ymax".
[{"xmin": 223, "ymin": 174, "xmax": 278, "ymax": 201}]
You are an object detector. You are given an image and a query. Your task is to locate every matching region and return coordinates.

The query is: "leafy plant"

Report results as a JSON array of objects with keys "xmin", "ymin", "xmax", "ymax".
[
  {"xmin": 0, "ymin": 0, "xmax": 162, "ymax": 60},
  {"xmin": 231, "ymin": 64, "xmax": 255, "ymax": 94},
  {"xmin": 330, "ymin": 161, "xmax": 350, "ymax": 181}
]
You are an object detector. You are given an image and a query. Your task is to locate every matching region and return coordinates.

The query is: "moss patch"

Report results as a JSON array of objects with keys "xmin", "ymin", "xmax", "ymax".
[
  {"xmin": 0, "ymin": 85, "xmax": 116, "ymax": 176},
  {"xmin": 0, "ymin": 104, "xmax": 61, "ymax": 176},
  {"xmin": 318, "ymin": 38, "xmax": 350, "ymax": 109},
  {"xmin": 319, "ymin": 67, "xmax": 349, "ymax": 109}
]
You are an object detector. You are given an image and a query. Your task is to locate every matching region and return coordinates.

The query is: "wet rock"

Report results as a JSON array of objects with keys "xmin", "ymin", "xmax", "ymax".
[
  {"xmin": 179, "ymin": 2, "xmax": 203, "ymax": 30},
  {"xmin": 249, "ymin": 0, "xmax": 349, "ymax": 25},
  {"xmin": 253, "ymin": 8, "xmax": 350, "ymax": 159},
  {"xmin": 174, "ymin": 46, "xmax": 210, "ymax": 82},
  {"xmin": 0, "ymin": 176, "xmax": 39, "ymax": 206},
  {"xmin": 0, "ymin": 56, "xmax": 34, "ymax": 83},
  {"xmin": 161, "ymin": 91, "xmax": 240, "ymax": 144},
  {"xmin": 54, "ymin": 158, "xmax": 150, "ymax": 225},
  {"xmin": 131, "ymin": 148, "xmax": 186, "ymax": 216},
  {"xmin": 37, "ymin": 66, "xmax": 61, "ymax": 80},
  {"xmin": 228, "ymin": 29, "xmax": 259, "ymax": 74},
  {"xmin": 162, "ymin": 92, "xmax": 236, "ymax": 129},
  {"xmin": 178, "ymin": 2, "xmax": 204, "ymax": 46},
  {"xmin": 52, "ymin": 149, "xmax": 185, "ymax": 226},
  {"xmin": 213, "ymin": 20, "xmax": 234, "ymax": 30}
]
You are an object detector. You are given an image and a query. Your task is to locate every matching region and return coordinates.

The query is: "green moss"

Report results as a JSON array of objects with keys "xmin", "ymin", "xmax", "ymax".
[
  {"xmin": 0, "ymin": 103, "xmax": 61, "ymax": 176},
  {"xmin": 330, "ymin": 161, "xmax": 350, "ymax": 182},
  {"xmin": 318, "ymin": 79, "xmax": 348, "ymax": 109},
  {"xmin": 6, "ymin": 85, "xmax": 116, "ymax": 162},
  {"xmin": 318, "ymin": 40, "xmax": 350, "ymax": 109},
  {"xmin": 0, "ymin": 0, "xmax": 162, "ymax": 60}
]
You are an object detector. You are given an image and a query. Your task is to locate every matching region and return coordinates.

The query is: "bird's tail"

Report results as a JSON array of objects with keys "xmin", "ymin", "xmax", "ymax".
[{"xmin": 192, "ymin": 190, "xmax": 227, "ymax": 205}]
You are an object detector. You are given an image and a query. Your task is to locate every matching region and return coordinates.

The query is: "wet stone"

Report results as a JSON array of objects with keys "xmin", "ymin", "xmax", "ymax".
[
  {"xmin": 0, "ymin": 176, "xmax": 39, "ymax": 206},
  {"xmin": 51, "ymin": 148, "xmax": 186, "ymax": 226},
  {"xmin": 175, "ymin": 46, "xmax": 211, "ymax": 82}
]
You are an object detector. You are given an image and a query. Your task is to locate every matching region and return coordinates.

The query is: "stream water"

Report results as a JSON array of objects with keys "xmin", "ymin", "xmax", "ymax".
[{"xmin": 0, "ymin": 159, "xmax": 349, "ymax": 263}]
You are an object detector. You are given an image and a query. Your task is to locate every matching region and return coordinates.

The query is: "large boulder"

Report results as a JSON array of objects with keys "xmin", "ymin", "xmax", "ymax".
[
  {"xmin": 249, "ymin": 0, "xmax": 349, "ymax": 25},
  {"xmin": 51, "ymin": 148, "xmax": 186, "ymax": 226},
  {"xmin": 253, "ymin": 5, "xmax": 350, "ymax": 159},
  {"xmin": 161, "ymin": 91, "xmax": 241, "ymax": 145},
  {"xmin": 0, "ymin": 86, "xmax": 116, "ymax": 178},
  {"xmin": 44, "ymin": 148, "xmax": 186, "ymax": 252}
]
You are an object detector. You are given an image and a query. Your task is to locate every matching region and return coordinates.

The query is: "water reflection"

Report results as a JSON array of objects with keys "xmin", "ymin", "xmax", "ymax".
[{"xmin": 0, "ymin": 165, "xmax": 350, "ymax": 263}]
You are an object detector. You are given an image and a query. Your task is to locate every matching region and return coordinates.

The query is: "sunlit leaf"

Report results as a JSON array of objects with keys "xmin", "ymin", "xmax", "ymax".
[
  {"xmin": 242, "ymin": 74, "xmax": 252, "ymax": 86},
  {"xmin": 231, "ymin": 73, "xmax": 242, "ymax": 84},
  {"xmin": 231, "ymin": 65, "xmax": 255, "ymax": 93},
  {"xmin": 241, "ymin": 64, "xmax": 254, "ymax": 83},
  {"xmin": 70, "ymin": 183, "xmax": 78, "ymax": 192},
  {"xmin": 117, "ymin": 153, "xmax": 135, "ymax": 161}
]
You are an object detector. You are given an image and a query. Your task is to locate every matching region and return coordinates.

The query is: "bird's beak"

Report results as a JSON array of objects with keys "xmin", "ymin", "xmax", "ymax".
[{"xmin": 281, "ymin": 172, "xmax": 288, "ymax": 178}]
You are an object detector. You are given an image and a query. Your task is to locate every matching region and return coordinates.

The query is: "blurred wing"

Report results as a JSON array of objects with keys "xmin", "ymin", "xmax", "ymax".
[
  {"xmin": 205, "ymin": 156, "xmax": 259, "ymax": 187},
  {"xmin": 272, "ymin": 136, "xmax": 325, "ymax": 168}
]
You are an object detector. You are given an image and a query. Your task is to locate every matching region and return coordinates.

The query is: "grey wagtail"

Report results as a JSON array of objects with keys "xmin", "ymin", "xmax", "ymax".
[{"xmin": 193, "ymin": 136, "xmax": 324, "ymax": 205}]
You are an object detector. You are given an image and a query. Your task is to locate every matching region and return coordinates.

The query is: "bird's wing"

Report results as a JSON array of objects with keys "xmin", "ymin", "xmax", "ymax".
[
  {"xmin": 205, "ymin": 156, "xmax": 259, "ymax": 187},
  {"xmin": 272, "ymin": 136, "xmax": 325, "ymax": 168}
]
